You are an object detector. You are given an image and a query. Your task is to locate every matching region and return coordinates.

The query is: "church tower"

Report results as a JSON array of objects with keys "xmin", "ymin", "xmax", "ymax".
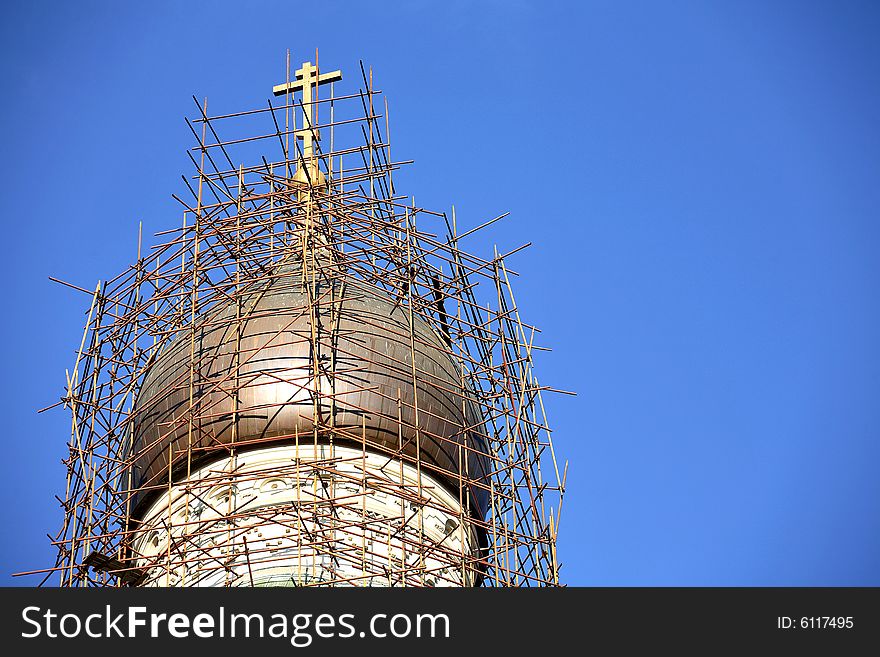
[{"xmin": 45, "ymin": 53, "xmax": 564, "ymax": 587}]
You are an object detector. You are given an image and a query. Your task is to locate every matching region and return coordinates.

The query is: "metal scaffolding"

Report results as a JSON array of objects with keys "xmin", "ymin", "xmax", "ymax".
[{"xmin": 26, "ymin": 51, "xmax": 568, "ymax": 587}]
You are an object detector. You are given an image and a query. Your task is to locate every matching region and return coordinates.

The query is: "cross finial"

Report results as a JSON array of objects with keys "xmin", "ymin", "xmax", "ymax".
[{"xmin": 273, "ymin": 60, "xmax": 342, "ymax": 162}]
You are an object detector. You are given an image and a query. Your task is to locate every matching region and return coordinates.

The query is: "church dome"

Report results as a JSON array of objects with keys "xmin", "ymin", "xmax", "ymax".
[{"xmin": 129, "ymin": 255, "xmax": 491, "ymax": 519}]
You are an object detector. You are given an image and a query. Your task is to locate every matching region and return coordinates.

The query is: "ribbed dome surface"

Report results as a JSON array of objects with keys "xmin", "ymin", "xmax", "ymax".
[{"xmin": 130, "ymin": 256, "xmax": 490, "ymax": 517}]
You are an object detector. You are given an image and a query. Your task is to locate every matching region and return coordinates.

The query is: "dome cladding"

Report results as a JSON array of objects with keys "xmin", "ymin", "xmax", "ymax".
[{"xmin": 129, "ymin": 255, "xmax": 491, "ymax": 519}]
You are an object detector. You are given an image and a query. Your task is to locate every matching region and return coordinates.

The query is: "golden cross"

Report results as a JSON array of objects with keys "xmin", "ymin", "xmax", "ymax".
[{"xmin": 273, "ymin": 61, "xmax": 342, "ymax": 160}]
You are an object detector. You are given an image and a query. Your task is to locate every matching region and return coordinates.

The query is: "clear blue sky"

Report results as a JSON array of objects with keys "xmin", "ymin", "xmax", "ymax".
[{"xmin": 2, "ymin": 0, "xmax": 879, "ymax": 586}]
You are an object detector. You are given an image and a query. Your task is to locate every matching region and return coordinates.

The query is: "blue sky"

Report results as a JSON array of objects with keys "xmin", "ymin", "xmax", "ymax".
[{"xmin": 1, "ymin": 0, "xmax": 879, "ymax": 585}]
